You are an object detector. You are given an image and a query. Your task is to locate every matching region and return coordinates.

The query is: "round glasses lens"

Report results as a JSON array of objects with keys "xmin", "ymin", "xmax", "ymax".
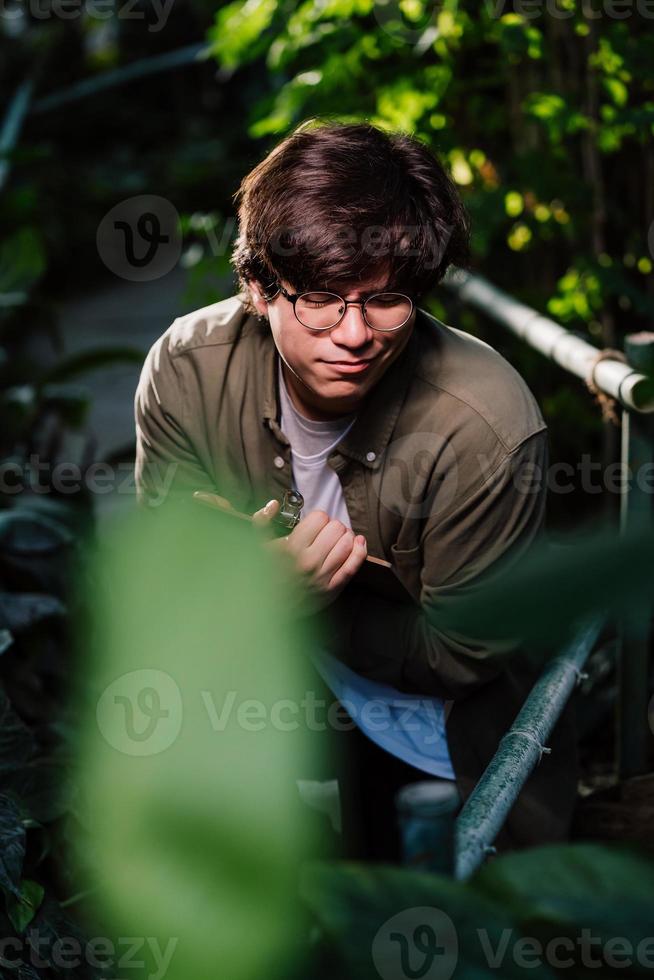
[
  {"xmin": 364, "ymin": 293, "xmax": 413, "ymax": 330},
  {"xmin": 295, "ymin": 292, "xmax": 344, "ymax": 330}
]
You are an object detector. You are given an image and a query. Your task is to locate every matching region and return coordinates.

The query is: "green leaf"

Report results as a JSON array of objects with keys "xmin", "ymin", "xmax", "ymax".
[
  {"xmin": 474, "ymin": 844, "xmax": 654, "ymax": 967},
  {"xmin": 208, "ymin": 0, "xmax": 279, "ymax": 70},
  {"xmin": 428, "ymin": 519, "xmax": 654, "ymax": 662},
  {"xmin": 0, "ymin": 794, "xmax": 26, "ymax": 900},
  {"xmin": 75, "ymin": 499, "xmax": 325, "ymax": 980},
  {"xmin": 0, "ymin": 690, "xmax": 38, "ymax": 777},
  {"xmin": 25, "ymin": 896, "xmax": 94, "ymax": 973},
  {"xmin": 2, "ymin": 758, "xmax": 72, "ymax": 824},
  {"xmin": 301, "ymin": 862, "xmax": 557, "ymax": 979},
  {"xmin": 6, "ymin": 879, "xmax": 45, "ymax": 933},
  {"xmin": 604, "ymin": 76, "xmax": 629, "ymax": 108},
  {"xmin": 0, "ymin": 227, "xmax": 46, "ymax": 296},
  {"xmin": 376, "ymin": 81, "xmax": 439, "ymax": 132}
]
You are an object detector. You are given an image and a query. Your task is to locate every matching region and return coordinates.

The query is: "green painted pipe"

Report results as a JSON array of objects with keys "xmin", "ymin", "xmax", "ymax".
[{"xmin": 454, "ymin": 613, "xmax": 605, "ymax": 880}]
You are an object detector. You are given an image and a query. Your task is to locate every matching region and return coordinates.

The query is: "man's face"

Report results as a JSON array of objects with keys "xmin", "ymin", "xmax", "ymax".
[{"xmin": 250, "ymin": 272, "xmax": 417, "ymax": 421}]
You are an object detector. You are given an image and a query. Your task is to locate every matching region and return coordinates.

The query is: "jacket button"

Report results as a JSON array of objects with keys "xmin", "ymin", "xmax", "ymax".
[
  {"xmin": 273, "ymin": 455, "xmax": 285, "ymax": 469},
  {"xmin": 366, "ymin": 451, "xmax": 376, "ymax": 462}
]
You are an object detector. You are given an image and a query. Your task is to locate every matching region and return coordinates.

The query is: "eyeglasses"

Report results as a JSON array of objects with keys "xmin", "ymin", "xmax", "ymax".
[{"xmin": 263, "ymin": 281, "xmax": 415, "ymax": 333}]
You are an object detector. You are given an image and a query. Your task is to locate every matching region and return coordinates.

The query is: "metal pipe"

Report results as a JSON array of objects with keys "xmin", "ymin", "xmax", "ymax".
[
  {"xmin": 454, "ymin": 613, "xmax": 605, "ymax": 880},
  {"xmin": 0, "ymin": 79, "xmax": 34, "ymax": 193},
  {"xmin": 443, "ymin": 269, "xmax": 654, "ymax": 414}
]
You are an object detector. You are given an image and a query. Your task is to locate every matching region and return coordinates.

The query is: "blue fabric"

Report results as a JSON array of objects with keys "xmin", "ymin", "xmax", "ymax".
[{"xmin": 311, "ymin": 648, "xmax": 456, "ymax": 780}]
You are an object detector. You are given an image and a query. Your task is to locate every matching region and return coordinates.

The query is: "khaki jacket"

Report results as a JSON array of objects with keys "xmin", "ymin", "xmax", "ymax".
[{"xmin": 134, "ymin": 293, "xmax": 579, "ymax": 851}]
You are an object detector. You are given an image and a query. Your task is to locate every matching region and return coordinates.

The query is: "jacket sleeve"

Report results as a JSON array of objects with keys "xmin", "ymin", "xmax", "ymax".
[
  {"xmin": 327, "ymin": 429, "xmax": 549, "ymax": 701},
  {"xmin": 134, "ymin": 328, "xmax": 217, "ymax": 508}
]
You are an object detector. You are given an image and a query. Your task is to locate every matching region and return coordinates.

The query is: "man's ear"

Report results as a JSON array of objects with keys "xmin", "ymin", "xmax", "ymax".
[{"xmin": 248, "ymin": 279, "xmax": 271, "ymax": 318}]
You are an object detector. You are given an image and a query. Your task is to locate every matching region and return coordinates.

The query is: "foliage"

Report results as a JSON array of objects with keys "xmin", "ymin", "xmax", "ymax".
[
  {"xmin": 0, "ymin": 489, "xmax": 106, "ymax": 979},
  {"xmin": 206, "ymin": 0, "xmax": 654, "ymax": 340},
  {"xmin": 302, "ymin": 845, "xmax": 654, "ymax": 978},
  {"xmin": 0, "ymin": 114, "xmax": 156, "ymax": 976},
  {"xmin": 206, "ymin": 0, "xmax": 654, "ymax": 516}
]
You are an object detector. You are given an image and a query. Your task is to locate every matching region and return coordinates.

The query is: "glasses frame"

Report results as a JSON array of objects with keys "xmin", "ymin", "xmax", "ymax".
[{"xmin": 262, "ymin": 280, "xmax": 416, "ymax": 333}]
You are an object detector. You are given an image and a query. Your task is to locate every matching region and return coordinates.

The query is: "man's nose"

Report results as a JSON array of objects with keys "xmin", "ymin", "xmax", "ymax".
[{"xmin": 329, "ymin": 303, "xmax": 372, "ymax": 346}]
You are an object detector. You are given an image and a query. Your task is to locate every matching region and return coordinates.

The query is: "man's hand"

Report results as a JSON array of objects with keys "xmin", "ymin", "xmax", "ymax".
[{"xmin": 253, "ymin": 499, "xmax": 367, "ymax": 616}]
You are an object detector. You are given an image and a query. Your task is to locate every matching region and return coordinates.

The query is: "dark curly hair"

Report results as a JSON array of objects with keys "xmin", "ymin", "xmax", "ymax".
[{"xmin": 230, "ymin": 117, "xmax": 470, "ymax": 315}]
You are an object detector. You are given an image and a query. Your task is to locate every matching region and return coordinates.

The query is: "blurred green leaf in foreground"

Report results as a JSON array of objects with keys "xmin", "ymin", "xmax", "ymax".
[
  {"xmin": 74, "ymin": 499, "xmax": 324, "ymax": 980},
  {"xmin": 430, "ymin": 517, "xmax": 654, "ymax": 663}
]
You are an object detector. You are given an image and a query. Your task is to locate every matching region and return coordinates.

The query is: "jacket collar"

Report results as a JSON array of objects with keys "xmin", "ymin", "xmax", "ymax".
[{"xmin": 261, "ymin": 310, "xmax": 424, "ymax": 470}]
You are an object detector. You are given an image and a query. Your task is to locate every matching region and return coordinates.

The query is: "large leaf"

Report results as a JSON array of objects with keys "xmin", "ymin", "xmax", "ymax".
[
  {"xmin": 25, "ymin": 896, "xmax": 102, "ymax": 977},
  {"xmin": 75, "ymin": 498, "xmax": 324, "ymax": 980},
  {"xmin": 0, "ymin": 794, "xmax": 26, "ymax": 900},
  {"xmin": 2, "ymin": 757, "xmax": 72, "ymax": 824},
  {"xmin": 429, "ymin": 519, "xmax": 654, "ymax": 660},
  {"xmin": 301, "ymin": 861, "xmax": 557, "ymax": 980},
  {"xmin": 0, "ymin": 688, "xmax": 37, "ymax": 775},
  {"xmin": 6, "ymin": 879, "xmax": 45, "ymax": 933},
  {"xmin": 473, "ymin": 843, "xmax": 654, "ymax": 963}
]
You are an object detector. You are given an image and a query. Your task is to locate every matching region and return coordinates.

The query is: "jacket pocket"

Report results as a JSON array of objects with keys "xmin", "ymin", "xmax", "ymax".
[{"xmin": 389, "ymin": 542, "xmax": 422, "ymax": 604}]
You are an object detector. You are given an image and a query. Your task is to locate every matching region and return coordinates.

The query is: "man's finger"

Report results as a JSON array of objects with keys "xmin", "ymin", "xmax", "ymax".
[
  {"xmin": 193, "ymin": 492, "xmax": 235, "ymax": 511},
  {"xmin": 252, "ymin": 499, "xmax": 280, "ymax": 527},
  {"xmin": 328, "ymin": 535, "xmax": 367, "ymax": 592}
]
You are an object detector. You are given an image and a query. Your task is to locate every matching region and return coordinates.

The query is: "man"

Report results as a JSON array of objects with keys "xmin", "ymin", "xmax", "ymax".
[{"xmin": 134, "ymin": 118, "xmax": 578, "ymax": 858}]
